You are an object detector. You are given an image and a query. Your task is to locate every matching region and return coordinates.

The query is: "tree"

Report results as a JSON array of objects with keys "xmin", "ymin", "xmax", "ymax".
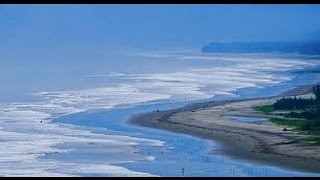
[{"xmin": 313, "ymin": 84, "xmax": 320, "ymax": 112}]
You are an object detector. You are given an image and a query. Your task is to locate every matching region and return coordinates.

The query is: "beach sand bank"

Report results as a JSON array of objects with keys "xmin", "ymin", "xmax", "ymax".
[{"xmin": 128, "ymin": 84, "xmax": 320, "ymax": 174}]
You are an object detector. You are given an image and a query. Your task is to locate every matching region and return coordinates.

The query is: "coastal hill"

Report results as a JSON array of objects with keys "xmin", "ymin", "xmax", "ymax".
[{"xmin": 202, "ymin": 41, "xmax": 320, "ymax": 55}]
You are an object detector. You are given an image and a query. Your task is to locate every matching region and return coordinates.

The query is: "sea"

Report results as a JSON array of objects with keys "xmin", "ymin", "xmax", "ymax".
[{"xmin": 0, "ymin": 49, "xmax": 320, "ymax": 176}]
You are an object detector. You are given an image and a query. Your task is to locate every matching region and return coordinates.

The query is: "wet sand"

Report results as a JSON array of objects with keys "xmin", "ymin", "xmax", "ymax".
[{"xmin": 128, "ymin": 84, "xmax": 320, "ymax": 174}]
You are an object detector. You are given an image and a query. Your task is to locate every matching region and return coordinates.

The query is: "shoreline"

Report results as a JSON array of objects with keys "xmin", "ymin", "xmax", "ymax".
[{"xmin": 128, "ymin": 84, "xmax": 320, "ymax": 174}]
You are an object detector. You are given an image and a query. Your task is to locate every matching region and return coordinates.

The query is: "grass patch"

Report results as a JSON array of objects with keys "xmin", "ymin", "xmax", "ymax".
[
  {"xmin": 254, "ymin": 105, "xmax": 274, "ymax": 114},
  {"xmin": 302, "ymin": 136, "xmax": 320, "ymax": 145},
  {"xmin": 255, "ymin": 85, "xmax": 320, "ymax": 145},
  {"xmin": 270, "ymin": 118, "xmax": 320, "ymax": 144},
  {"xmin": 269, "ymin": 118, "xmax": 311, "ymax": 130}
]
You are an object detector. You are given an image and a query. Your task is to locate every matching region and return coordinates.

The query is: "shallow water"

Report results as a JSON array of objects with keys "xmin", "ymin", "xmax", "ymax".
[
  {"xmin": 2, "ymin": 52, "xmax": 320, "ymax": 176},
  {"xmin": 224, "ymin": 115, "xmax": 268, "ymax": 123},
  {"xmin": 44, "ymin": 62, "xmax": 320, "ymax": 176},
  {"xmin": 50, "ymin": 78, "xmax": 320, "ymax": 176}
]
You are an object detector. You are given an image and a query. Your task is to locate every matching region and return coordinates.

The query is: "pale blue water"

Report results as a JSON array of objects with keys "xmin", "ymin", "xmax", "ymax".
[
  {"xmin": 1, "ymin": 50, "xmax": 318, "ymax": 176},
  {"xmin": 46, "ymin": 66, "xmax": 320, "ymax": 177},
  {"xmin": 224, "ymin": 115, "xmax": 268, "ymax": 123}
]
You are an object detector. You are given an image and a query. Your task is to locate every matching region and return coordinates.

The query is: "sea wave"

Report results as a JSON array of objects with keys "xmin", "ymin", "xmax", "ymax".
[{"xmin": 0, "ymin": 51, "xmax": 319, "ymax": 176}]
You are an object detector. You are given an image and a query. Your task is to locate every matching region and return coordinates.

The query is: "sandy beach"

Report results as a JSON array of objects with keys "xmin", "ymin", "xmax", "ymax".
[{"xmin": 128, "ymin": 84, "xmax": 320, "ymax": 174}]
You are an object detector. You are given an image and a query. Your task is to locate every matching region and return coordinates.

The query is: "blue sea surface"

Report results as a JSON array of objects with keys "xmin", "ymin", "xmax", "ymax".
[{"xmin": 46, "ymin": 66, "xmax": 320, "ymax": 177}]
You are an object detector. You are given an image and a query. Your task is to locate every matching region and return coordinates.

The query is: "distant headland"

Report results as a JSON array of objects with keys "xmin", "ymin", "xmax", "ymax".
[{"xmin": 202, "ymin": 41, "xmax": 320, "ymax": 55}]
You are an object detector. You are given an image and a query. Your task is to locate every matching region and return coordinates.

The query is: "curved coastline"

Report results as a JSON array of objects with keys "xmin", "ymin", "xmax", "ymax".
[{"xmin": 128, "ymin": 84, "xmax": 320, "ymax": 174}]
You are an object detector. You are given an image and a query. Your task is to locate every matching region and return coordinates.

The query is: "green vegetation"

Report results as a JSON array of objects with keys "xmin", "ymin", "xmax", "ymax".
[
  {"xmin": 303, "ymin": 136, "xmax": 320, "ymax": 145},
  {"xmin": 269, "ymin": 117, "xmax": 320, "ymax": 144},
  {"xmin": 273, "ymin": 97, "xmax": 315, "ymax": 110},
  {"xmin": 270, "ymin": 118, "xmax": 311, "ymax": 131},
  {"xmin": 255, "ymin": 84, "xmax": 320, "ymax": 144},
  {"xmin": 313, "ymin": 84, "xmax": 320, "ymax": 112},
  {"xmin": 253, "ymin": 105, "xmax": 274, "ymax": 114}
]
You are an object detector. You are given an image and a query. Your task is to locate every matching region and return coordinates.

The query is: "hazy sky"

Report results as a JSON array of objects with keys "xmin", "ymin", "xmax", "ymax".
[
  {"xmin": 1, "ymin": 4, "xmax": 320, "ymax": 51},
  {"xmin": 1, "ymin": 4, "xmax": 320, "ymax": 100}
]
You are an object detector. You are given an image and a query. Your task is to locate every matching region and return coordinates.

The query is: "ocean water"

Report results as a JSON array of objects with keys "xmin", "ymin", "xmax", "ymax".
[
  {"xmin": 1, "ymin": 50, "xmax": 320, "ymax": 176},
  {"xmin": 224, "ymin": 115, "xmax": 268, "ymax": 123},
  {"xmin": 53, "ymin": 99, "xmax": 320, "ymax": 177}
]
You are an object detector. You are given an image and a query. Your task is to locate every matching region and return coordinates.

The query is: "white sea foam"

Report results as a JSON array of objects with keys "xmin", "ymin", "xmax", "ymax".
[
  {"xmin": 0, "ymin": 50, "xmax": 319, "ymax": 176},
  {"xmin": 0, "ymin": 107, "xmax": 163, "ymax": 176},
  {"xmin": 0, "ymin": 86, "xmax": 167, "ymax": 176}
]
